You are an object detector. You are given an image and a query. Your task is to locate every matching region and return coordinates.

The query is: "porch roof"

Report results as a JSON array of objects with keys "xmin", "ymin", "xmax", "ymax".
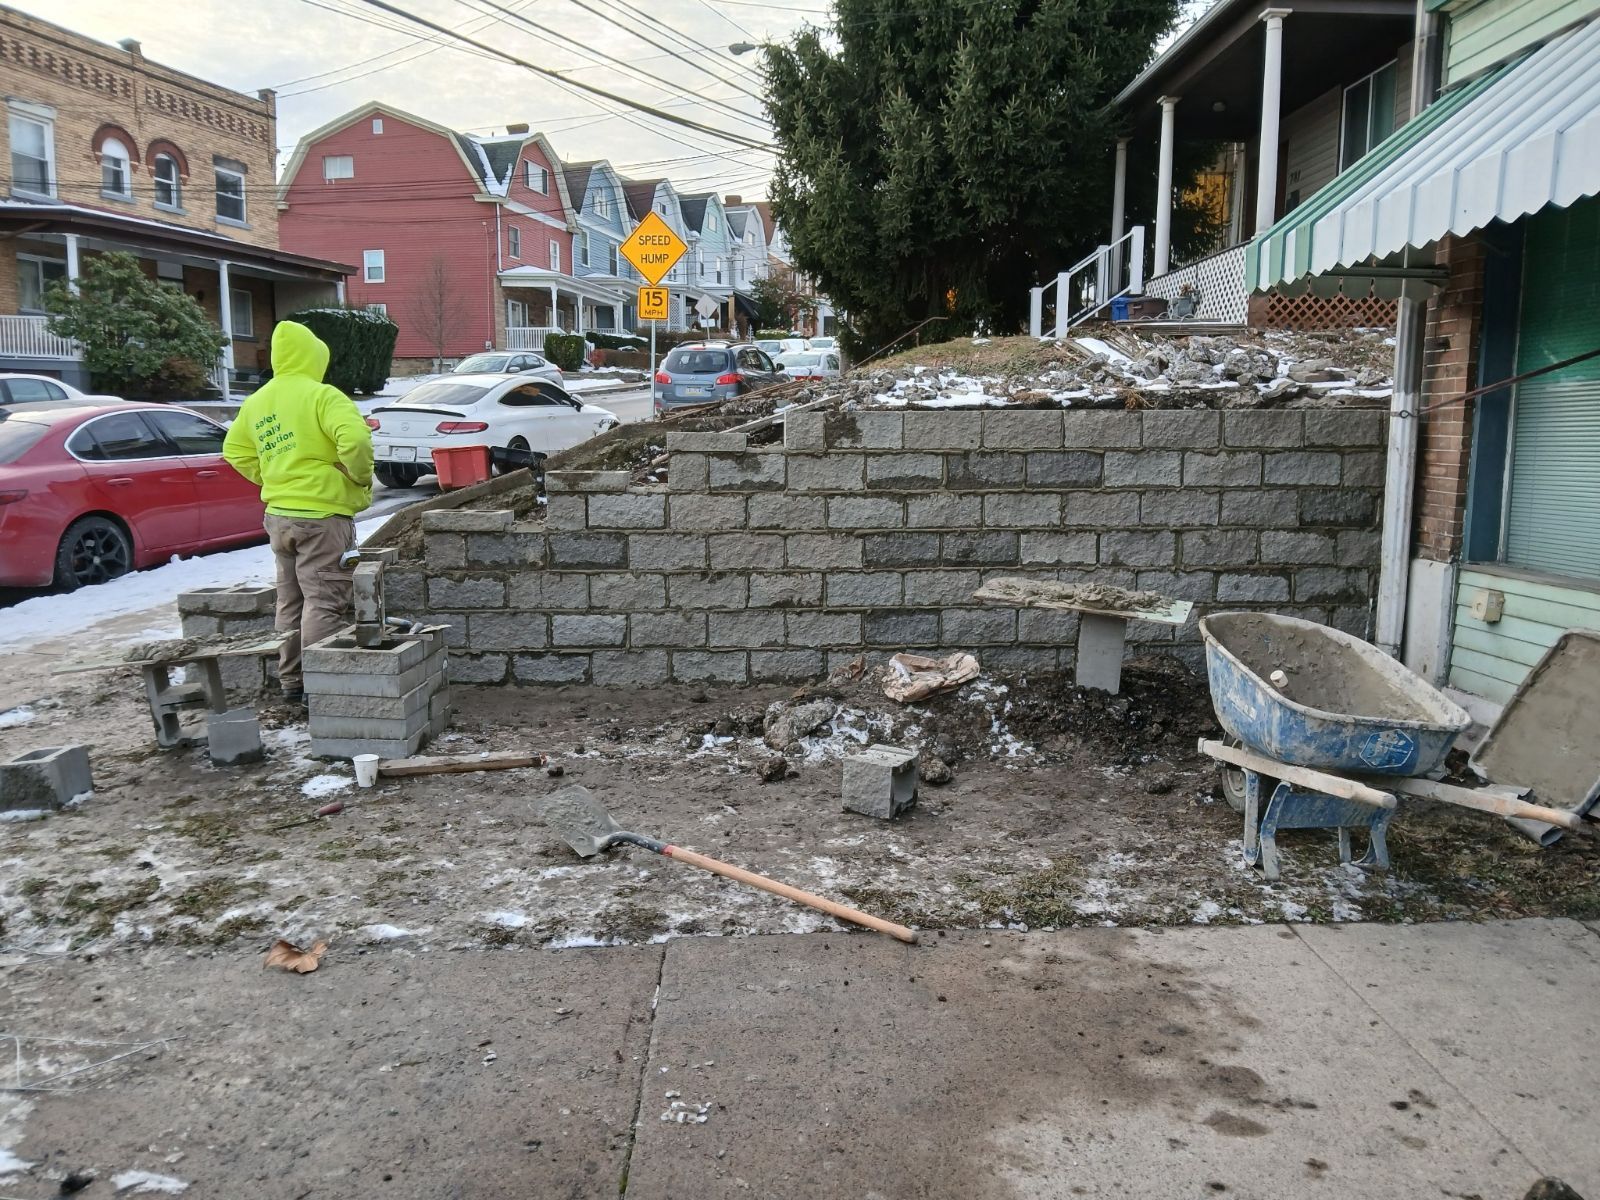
[
  {"xmin": 0, "ymin": 201, "xmax": 352, "ymax": 280},
  {"xmin": 1246, "ymin": 18, "xmax": 1600, "ymax": 291},
  {"xmin": 498, "ymin": 267, "xmax": 627, "ymax": 304},
  {"xmin": 1115, "ymin": 0, "xmax": 1414, "ymax": 139}
]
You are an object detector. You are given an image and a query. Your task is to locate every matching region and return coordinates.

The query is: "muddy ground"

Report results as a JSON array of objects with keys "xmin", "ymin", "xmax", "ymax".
[{"xmin": 4, "ymin": 660, "xmax": 1596, "ymax": 960}]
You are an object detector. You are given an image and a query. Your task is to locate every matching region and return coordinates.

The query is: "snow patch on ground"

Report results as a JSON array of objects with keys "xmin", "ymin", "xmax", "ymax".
[
  {"xmin": 110, "ymin": 1169, "xmax": 190, "ymax": 1194},
  {"xmin": 0, "ymin": 809, "xmax": 50, "ymax": 823},
  {"xmin": 0, "ymin": 1147, "xmax": 34, "ymax": 1175},
  {"xmin": 301, "ymin": 774, "xmax": 352, "ymax": 799},
  {"xmin": 0, "ymin": 704, "xmax": 37, "ymax": 729}
]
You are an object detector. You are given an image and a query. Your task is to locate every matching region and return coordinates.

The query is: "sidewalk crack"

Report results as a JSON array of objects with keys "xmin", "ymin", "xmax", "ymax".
[
  {"xmin": 1288, "ymin": 925, "xmax": 1541, "ymax": 1175},
  {"xmin": 618, "ymin": 943, "xmax": 669, "ymax": 1195}
]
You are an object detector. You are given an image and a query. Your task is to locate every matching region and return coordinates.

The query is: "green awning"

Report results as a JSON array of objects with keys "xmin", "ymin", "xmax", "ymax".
[{"xmin": 1244, "ymin": 61, "xmax": 1512, "ymax": 293}]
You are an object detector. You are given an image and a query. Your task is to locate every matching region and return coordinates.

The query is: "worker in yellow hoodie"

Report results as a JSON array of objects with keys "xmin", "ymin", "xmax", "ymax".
[{"xmin": 224, "ymin": 320, "xmax": 373, "ymax": 706}]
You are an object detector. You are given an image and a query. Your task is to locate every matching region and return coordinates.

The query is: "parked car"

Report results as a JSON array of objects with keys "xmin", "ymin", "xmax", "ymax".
[
  {"xmin": 653, "ymin": 343, "xmax": 784, "ymax": 413},
  {"xmin": 0, "ymin": 403, "xmax": 264, "ymax": 590},
  {"xmin": 775, "ymin": 351, "xmax": 842, "ymax": 382},
  {"xmin": 755, "ymin": 339, "xmax": 785, "ymax": 358},
  {"xmin": 365, "ymin": 375, "xmax": 619, "ymax": 488},
  {"xmin": 776, "ymin": 337, "xmax": 810, "ymax": 355},
  {"xmin": 0, "ymin": 373, "xmax": 122, "ymax": 405},
  {"xmin": 451, "ymin": 352, "xmax": 564, "ymax": 387},
  {"xmin": 808, "ymin": 336, "xmax": 838, "ymax": 351}
]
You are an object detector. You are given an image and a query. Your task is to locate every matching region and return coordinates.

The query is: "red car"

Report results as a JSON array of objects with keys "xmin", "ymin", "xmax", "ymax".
[{"xmin": 0, "ymin": 402, "xmax": 266, "ymax": 590}]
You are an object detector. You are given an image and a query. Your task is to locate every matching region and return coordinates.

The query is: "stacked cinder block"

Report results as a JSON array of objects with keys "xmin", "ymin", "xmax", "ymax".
[
  {"xmin": 304, "ymin": 628, "xmax": 451, "ymax": 759},
  {"xmin": 176, "ymin": 585, "xmax": 278, "ymax": 695},
  {"xmin": 414, "ymin": 407, "xmax": 1388, "ymax": 686}
]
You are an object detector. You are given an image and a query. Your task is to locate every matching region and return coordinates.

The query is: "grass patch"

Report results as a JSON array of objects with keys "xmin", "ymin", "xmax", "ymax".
[
  {"xmin": 170, "ymin": 877, "xmax": 267, "ymax": 919},
  {"xmin": 967, "ymin": 859, "xmax": 1084, "ymax": 929}
]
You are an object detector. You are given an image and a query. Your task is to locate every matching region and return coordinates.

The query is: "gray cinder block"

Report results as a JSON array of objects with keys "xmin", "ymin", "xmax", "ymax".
[
  {"xmin": 0, "ymin": 745, "xmax": 92, "ymax": 810},
  {"xmin": 842, "ymin": 746, "xmax": 918, "ymax": 819},
  {"xmin": 207, "ymin": 708, "xmax": 264, "ymax": 767}
]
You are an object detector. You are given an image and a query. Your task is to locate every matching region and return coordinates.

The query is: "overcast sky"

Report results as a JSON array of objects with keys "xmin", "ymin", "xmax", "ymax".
[{"xmin": 17, "ymin": 0, "xmax": 820, "ymax": 199}]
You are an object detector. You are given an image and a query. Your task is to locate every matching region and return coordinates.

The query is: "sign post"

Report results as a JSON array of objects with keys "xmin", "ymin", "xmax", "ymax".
[{"xmin": 619, "ymin": 214, "xmax": 688, "ymax": 418}]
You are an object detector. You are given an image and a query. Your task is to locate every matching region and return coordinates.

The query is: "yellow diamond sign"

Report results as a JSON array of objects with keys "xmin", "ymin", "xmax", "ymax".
[{"xmin": 619, "ymin": 212, "xmax": 688, "ymax": 286}]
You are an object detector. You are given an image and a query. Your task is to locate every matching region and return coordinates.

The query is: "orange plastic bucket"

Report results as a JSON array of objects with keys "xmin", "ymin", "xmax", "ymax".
[{"xmin": 432, "ymin": 445, "xmax": 493, "ymax": 490}]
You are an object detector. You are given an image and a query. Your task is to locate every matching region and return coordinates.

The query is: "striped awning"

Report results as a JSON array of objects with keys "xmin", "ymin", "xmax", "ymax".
[{"xmin": 1247, "ymin": 17, "xmax": 1600, "ymax": 292}]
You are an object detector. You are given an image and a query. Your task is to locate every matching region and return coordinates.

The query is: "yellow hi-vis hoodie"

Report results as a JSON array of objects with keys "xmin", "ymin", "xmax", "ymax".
[{"xmin": 223, "ymin": 321, "xmax": 374, "ymax": 519}]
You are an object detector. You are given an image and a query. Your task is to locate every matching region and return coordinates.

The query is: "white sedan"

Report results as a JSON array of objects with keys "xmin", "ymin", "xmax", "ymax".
[
  {"xmin": 774, "ymin": 350, "xmax": 842, "ymax": 382},
  {"xmin": 0, "ymin": 373, "xmax": 123, "ymax": 405},
  {"xmin": 366, "ymin": 374, "xmax": 619, "ymax": 488}
]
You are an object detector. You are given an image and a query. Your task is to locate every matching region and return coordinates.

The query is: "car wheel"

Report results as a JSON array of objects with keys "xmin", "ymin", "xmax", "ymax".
[
  {"xmin": 496, "ymin": 437, "xmax": 532, "ymax": 476},
  {"xmin": 54, "ymin": 516, "xmax": 133, "ymax": 591},
  {"xmin": 374, "ymin": 464, "xmax": 405, "ymax": 489}
]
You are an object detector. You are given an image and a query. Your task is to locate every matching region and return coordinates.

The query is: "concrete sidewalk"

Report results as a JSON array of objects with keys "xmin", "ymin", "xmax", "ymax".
[{"xmin": 2, "ymin": 919, "xmax": 1596, "ymax": 1199}]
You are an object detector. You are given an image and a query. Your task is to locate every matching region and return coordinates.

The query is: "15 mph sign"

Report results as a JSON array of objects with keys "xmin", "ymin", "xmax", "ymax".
[{"xmin": 619, "ymin": 212, "xmax": 688, "ymax": 286}]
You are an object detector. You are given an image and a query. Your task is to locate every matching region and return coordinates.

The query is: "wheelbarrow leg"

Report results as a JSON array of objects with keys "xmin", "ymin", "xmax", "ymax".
[
  {"xmin": 1351, "ymin": 811, "xmax": 1395, "ymax": 873},
  {"xmin": 1241, "ymin": 769, "xmax": 1263, "ymax": 868},
  {"xmin": 1258, "ymin": 781, "xmax": 1291, "ymax": 882}
]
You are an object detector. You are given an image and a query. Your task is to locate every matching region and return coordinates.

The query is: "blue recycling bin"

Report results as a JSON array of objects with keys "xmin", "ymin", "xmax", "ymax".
[{"xmin": 1109, "ymin": 296, "xmax": 1130, "ymax": 322}]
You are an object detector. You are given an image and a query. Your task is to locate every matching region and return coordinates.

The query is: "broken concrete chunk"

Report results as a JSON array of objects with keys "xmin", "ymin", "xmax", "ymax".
[
  {"xmin": 756, "ymin": 756, "xmax": 790, "ymax": 784},
  {"xmin": 842, "ymin": 745, "xmax": 919, "ymax": 819},
  {"xmin": 1287, "ymin": 358, "xmax": 1343, "ymax": 384},
  {"xmin": 919, "ymin": 755, "xmax": 953, "ymax": 786},
  {"xmin": 762, "ymin": 699, "xmax": 838, "ymax": 751}
]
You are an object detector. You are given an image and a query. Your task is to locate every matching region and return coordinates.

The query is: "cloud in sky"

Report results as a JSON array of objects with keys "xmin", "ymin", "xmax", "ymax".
[{"xmin": 17, "ymin": 0, "xmax": 825, "ymax": 197}]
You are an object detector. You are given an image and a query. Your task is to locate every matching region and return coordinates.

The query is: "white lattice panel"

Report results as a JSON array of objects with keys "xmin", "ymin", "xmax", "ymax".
[{"xmin": 1145, "ymin": 243, "xmax": 1249, "ymax": 324}]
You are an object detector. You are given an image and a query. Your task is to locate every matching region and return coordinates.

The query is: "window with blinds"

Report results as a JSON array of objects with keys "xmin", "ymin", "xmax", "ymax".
[{"xmin": 1502, "ymin": 195, "xmax": 1600, "ymax": 581}]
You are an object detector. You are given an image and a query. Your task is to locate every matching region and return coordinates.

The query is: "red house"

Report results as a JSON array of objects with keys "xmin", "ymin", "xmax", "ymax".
[{"xmin": 278, "ymin": 102, "xmax": 595, "ymax": 370}]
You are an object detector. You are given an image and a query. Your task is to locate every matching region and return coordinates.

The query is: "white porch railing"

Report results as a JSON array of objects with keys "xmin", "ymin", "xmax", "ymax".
[
  {"xmin": 505, "ymin": 326, "xmax": 566, "ymax": 351},
  {"xmin": 0, "ymin": 314, "xmax": 79, "ymax": 360},
  {"xmin": 1143, "ymin": 243, "xmax": 1250, "ymax": 324},
  {"xmin": 1029, "ymin": 226, "xmax": 1146, "ymax": 338}
]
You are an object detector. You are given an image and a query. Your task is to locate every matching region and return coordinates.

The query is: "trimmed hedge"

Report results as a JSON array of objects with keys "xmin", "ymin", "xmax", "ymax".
[
  {"xmin": 285, "ymin": 306, "xmax": 398, "ymax": 395},
  {"xmin": 585, "ymin": 331, "xmax": 647, "ymax": 351},
  {"xmin": 543, "ymin": 332, "xmax": 587, "ymax": 371}
]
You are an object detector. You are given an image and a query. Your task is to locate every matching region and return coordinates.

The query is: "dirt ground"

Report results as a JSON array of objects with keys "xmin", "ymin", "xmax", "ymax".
[{"xmin": 4, "ymin": 659, "xmax": 1597, "ymax": 961}]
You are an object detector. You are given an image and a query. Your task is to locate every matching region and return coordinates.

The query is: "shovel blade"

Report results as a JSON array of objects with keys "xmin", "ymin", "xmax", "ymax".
[{"xmin": 538, "ymin": 785, "xmax": 622, "ymax": 858}]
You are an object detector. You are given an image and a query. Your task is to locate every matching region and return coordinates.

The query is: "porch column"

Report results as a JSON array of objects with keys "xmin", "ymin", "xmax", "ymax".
[
  {"xmin": 1110, "ymin": 136, "xmax": 1129, "ymax": 283},
  {"xmin": 549, "ymin": 284, "xmax": 558, "ymax": 331},
  {"xmin": 1255, "ymin": 9, "xmax": 1291, "ymax": 235},
  {"xmin": 1228, "ymin": 142, "xmax": 1249, "ymax": 245},
  {"xmin": 576, "ymin": 299, "xmax": 586, "ymax": 335},
  {"xmin": 1375, "ymin": 287, "xmax": 1428, "ymax": 657},
  {"xmin": 1153, "ymin": 96, "xmax": 1179, "ymax": 277},
  {"xmin": 216, "ymin": 259, "xmax": 234, "ymax": 404},
  {"xmin": 613, "ymin": 301, "xmax": 623, "ymax": 331},
  {"xmin": 63, "ymin": 233, "xmax": 81, "ymax": 295}
]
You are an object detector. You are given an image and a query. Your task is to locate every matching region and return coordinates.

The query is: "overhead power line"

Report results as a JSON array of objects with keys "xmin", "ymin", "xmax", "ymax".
[{"xmin": 356, "ymin": 0, "xmax": 771, "ymax": 149}]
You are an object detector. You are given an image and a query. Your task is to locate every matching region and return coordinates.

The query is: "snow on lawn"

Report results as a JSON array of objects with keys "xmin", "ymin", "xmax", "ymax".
[{"xmin": 0, "ymin": 517, "xmax": 387, "ymax": 653}]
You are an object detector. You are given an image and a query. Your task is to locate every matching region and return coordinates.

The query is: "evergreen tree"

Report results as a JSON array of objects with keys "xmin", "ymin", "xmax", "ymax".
[{"xmin": 763, "ymin": 0, "xmax": 1211, "ymax": 352}]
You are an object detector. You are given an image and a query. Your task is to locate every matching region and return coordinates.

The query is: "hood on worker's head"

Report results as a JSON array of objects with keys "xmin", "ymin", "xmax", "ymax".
[{"xmin": 270, "ymin": 320, "xmax": 330, "ymax": 381}]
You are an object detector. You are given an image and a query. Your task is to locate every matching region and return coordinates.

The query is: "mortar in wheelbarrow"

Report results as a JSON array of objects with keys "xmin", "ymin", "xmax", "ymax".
[{"xmin": 1199, "ymin": 611, "xmax": 1470, "ymax": 777}]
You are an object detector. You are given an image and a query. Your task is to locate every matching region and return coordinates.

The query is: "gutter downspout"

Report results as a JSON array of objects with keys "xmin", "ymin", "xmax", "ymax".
[{"xmin": 1374, "ymin": 1, "xmax": 1445, "ymax": 658}]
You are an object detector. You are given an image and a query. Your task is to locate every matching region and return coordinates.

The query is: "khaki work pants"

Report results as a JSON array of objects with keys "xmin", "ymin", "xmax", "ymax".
[{"xmin": 265, "ymin": 514, "xmax": 356, "ymax": 690}]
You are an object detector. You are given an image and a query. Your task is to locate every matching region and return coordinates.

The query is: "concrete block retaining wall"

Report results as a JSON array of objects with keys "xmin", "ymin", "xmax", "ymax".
[
  {"xmin": 178, "ymin": 585, "xmax": 278, "ymax": 695},
  {"xmin": 384, "ymin": 408, "xmax": 1387, "ymax": 685}
]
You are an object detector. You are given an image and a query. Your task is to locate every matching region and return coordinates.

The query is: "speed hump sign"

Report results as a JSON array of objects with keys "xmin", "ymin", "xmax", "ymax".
[{"xmin": 637, "ymin": 286, "xmax": 669, "ymax": 322}]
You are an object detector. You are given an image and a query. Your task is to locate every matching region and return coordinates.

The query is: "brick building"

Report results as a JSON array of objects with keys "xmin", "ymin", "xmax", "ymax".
[
  {"xmin": 278, "ymin": 101, "xmax": 594, "ymax": 371},
  {"xmin": 0, "ymin": 4, "xmax": 348, "ymax": 394}
]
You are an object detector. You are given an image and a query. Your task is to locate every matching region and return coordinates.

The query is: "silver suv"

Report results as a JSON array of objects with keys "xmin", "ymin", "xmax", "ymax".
[{"xmin": 653, "ymin": 342, "xmax": 783, "ymax": 414}]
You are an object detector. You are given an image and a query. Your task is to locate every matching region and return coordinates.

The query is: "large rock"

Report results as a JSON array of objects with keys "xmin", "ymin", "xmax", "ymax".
[{"xmin": 762, "ymin": 699, "xmax": 839, "ymax": 750}]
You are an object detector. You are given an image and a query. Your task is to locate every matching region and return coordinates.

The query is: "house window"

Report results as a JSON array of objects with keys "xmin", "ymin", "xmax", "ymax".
[
  {"xmin": 153, "ymin": 154, "xmax": 181, "ymax": 209},
  {"xmin": 1340, "ymin": 61, "xmax": 1398, "ymax": 171},
  {"xmin": 229, "ymin": 288, "xmax": 254, "ymax": 338},
  {"xmin": 372, "ymin": 117, "xmax": 384, "ymax": 134},
  {"xmin": 366, "ymin": 302, "xmax": 388, "ymax": 316},
  {"xmin": 580, "ymin": 232, "xmax": 590, "ymax": 267},
  {"xmin": 8, "ymin": 108, "xmax": 54, "ymax": 198},
  {"xmin": 215, "ymin": 165, "xmax": 246, "ymax": 223},
  {"xmin": 608, "ymin": 243, "xmax": 618, "ymax": 274},
  {"xmin": 100, "ymin": 137, "xmax": 132, "ymax": 198},
  {"xmin": 17, "ymin": 255, "xmax": 67, "ymax": 313},
  {"xmin": 363, "ymin": 249, "xmax": 385, "ymax": 283},
  {"xmin": 507, "ymin": 298, "xmax": 528, "ymax": 328},
  {"xmin": 525, "ymin": 162, "xmax": 548, "ymax": 193},
  {"xmin": 550, "ymin": 240, "xmax": 561, "ymax": 272},
  {"xmin": 594, "ymin": 192, "xmax": 611, "ymax": 219},
  {"xmin": 323, "ymin": 154, "xmax": 354, "ymax": 181},
  {"xmin": 508, "ymin": 226, "xmax": 521, "ymax": 259}
]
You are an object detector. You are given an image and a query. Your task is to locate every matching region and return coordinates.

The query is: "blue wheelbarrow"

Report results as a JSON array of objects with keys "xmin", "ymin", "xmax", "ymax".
[{"xmin": 1197, "ymin": 612, "xmax": 1472, "ymax": 880}]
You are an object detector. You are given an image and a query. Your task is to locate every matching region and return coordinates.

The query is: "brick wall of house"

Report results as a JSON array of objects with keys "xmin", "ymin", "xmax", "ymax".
[
  {"xmin": 0, "ymin": 7, "xmax": 279, "ymax": 250},
  {"xmin": 1414, "ymin": 235, "xmax": 1486, "ymax": 563},
  {"xmin": 380, "ymin": 408, "xmax": 1389, "ymax": 686}
]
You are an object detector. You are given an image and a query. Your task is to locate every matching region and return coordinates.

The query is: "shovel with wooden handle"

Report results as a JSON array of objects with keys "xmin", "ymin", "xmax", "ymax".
[{"xmin": 537, "ymin": 786, "xmax": 919, "ymax": 944}]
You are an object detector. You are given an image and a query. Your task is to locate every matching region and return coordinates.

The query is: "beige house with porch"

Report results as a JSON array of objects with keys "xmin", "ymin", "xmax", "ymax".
[{"xmin": 0, "ymin": 5, "xmax": 348, "ymax": 396}]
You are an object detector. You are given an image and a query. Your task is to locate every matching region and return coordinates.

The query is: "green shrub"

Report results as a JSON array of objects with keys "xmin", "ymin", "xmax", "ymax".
[
  {"xmin": 285, "ymin": 306, "xmax": 398, "ymax": 395},
  {"xmin": 585, "ymin": 330, "xmax": 647, "ymax": 351},
  {"xmin": 543, "ymin": 332, "xmax": 587, "ymax": 371}
]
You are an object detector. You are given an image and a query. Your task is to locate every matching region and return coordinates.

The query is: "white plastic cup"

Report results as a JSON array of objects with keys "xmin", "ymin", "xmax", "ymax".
[{"xmin": 353, "ymin": 754, "xmax": 380, "ymax": 788}]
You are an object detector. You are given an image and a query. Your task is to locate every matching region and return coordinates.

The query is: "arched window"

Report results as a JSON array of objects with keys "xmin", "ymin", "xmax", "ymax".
[
  {"xmin": 100, "ymin": 137, "xmax": 131, "ymax": 198},
  {"xmin": 153, "ymin": 153, "xmax": 181, "ymax": 208}
]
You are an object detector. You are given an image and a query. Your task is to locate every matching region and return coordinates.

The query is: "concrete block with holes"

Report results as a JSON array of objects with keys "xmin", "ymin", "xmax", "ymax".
[{"xmin": 841, "ymin": 746, "xmax": 919, "ymax": 820}]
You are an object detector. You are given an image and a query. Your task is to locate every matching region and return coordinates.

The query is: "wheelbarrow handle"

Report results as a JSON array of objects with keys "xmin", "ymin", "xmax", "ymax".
[
  {"xmin": 1197, "ymin": 738, "xmax": 1398, "ymax": 810},
  {"xmin": 663, "ymin": 845, "xmax": 919, "ymax": 944}
]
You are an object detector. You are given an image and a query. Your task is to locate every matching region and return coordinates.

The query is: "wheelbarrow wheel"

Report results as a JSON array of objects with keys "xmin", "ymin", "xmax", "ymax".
[{"xmin": 1218, "ymin": 735, "xmax": 1275, "ymax": 816}]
